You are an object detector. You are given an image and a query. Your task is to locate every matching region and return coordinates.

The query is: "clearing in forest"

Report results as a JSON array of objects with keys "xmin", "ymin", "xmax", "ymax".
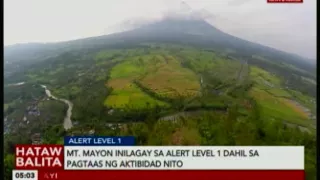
[
  {"xmin": 105, "ymin": 53, "xmax": 200, "ymax": 108},
  {"xmin": 250, "ymin": 66, "xmax": 281, "ymax": 87},
  {"xmin": 249, "ymin": 87, "xmax": 310, "ymax": 127},
  {"xmin": 105, "ymin": 83, "xmax": 168, "ymax": 109},
  {"xmin": 250, "ymin": 66, "xmax": 292, "ymax": 98},
  {"xmin": 139, "ymin": 54, "xmax": 200, "ymax": 96},
  {"xmin": 249, "ymin": 66, "xmax": 315, "ymax": 128}
]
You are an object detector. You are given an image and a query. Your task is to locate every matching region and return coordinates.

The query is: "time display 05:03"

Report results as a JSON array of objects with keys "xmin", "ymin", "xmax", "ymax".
[
  {"xmin": 15, "ymin": 172, "xmax": 35, "ymax": 178},
  {"xmin": 12, "ymin": 170, "xmax": 38, "ymax": 180}
]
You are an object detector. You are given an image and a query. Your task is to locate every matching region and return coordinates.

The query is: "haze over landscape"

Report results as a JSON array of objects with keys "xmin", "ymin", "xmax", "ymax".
[
  {"xmin": 4, "ymin": 0, "xmax": 316, "ymax": 60},
  {"xmin": 3, "ymin": 1, "xmax": 317, "ymax": 180}
]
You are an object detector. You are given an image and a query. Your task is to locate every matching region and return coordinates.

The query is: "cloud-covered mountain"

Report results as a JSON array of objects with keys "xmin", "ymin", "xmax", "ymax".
[{"xmin": 4, "ymin": 2, "xmax": 315, "ymax": 74}]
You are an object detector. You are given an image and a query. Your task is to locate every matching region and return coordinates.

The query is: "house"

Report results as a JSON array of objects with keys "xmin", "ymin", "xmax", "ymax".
[
  {"xmin": 108, "ymin": 109, "xmax": 114, "ymax": 115},
  {"xmin": 88, "ymin": 129, "xmax": 95, "ymax": 135},
  {"xmin": 31, "ymin": 133, "xmax": 42, "ymax": 145}
]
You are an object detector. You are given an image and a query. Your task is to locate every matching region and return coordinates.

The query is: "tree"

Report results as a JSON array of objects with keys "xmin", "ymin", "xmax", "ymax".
[{"xmin": 4, "ymin": 154, "xmax": 14, "ymax": 180}]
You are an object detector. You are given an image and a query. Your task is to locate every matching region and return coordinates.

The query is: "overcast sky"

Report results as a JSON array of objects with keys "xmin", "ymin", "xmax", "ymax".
[{"xmin": 4, "ymin": 0, "xmax": 316, "ymax": 60}]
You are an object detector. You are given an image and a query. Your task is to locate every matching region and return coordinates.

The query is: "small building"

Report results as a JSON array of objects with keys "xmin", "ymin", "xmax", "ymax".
[
  {"xmin": 108, "ymin": 109, "xmax": 114, "ymax": 115},
  {"xmin": 31, "ymin": 133, "xmax": 42, "ymax": 145},
  {"xmin": 88, "ymin": 129, "xmax": 95, "ymax": 135}
]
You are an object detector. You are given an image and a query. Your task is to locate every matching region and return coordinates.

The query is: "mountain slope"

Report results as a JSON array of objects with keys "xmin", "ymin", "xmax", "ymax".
[{"xmin": 4, "ymin": 17, "xmax": 315, "ymax": 74}]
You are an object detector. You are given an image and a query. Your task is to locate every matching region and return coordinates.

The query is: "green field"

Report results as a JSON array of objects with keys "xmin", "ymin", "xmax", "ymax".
[
  {"xmin": 250, "ymin": 66, "xmax": 282, "ymax": 87},
  {"xmin": 105, "ymin": 83, "xmax": 168, "ymax": 109},
  {"xmin": 250, "ymin": 87, "xmax": 312, "ymax": 127},
  {"xmin": 105, "ymin": 53, "xmax": 201, "ymax": 108},
  {"xmin": 248, "ymin": 65, "xmax": 316, "ymax": 128},
  {"xmin": 139, "ymin": 54, "xmax": 200, "ymax": 96}
]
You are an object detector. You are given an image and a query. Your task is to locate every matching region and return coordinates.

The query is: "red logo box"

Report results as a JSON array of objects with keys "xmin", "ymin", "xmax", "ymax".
[
  {"xmin": 15, "ymin": 145, "xmax": 64, "ymax": 170},
  {"xmin": 267, "ymin": 0, "xmax": 303, "ymax": 3}
]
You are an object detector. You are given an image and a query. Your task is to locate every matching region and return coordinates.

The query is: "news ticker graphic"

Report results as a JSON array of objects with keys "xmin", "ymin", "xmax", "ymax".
[
  {"xmin": 14, "ymin": 136, "xmax": 305, "ymax": 180},
  {"xmin": 64, "ymin": 146, "xmax": 304, "ymax": 170},
  {"xmin": 13, "ymin": 170, "xmax": 305, "ymax": 180}
]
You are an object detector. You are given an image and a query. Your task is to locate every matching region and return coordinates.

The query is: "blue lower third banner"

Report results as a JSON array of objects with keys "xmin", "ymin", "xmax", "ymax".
[{"xmin": 64, "ymin": 136, "xmax": 135, "ymax": 146}]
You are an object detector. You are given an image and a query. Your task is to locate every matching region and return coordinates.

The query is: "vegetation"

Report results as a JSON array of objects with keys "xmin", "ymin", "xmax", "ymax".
[{"xmin": 3, "ymin": 43, "xmax": 317, "ymax": 180}]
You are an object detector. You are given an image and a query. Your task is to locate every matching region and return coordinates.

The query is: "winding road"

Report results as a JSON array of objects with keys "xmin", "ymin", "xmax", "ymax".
[{"xmin": 40, "ymin": 85, "xmax": 73, "ymax": 130}]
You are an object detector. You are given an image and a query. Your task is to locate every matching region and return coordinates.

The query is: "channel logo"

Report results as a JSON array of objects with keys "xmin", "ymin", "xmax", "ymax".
[{"xmin": 267, "ymin": 0, "xmax": 303, "ymax": 3}]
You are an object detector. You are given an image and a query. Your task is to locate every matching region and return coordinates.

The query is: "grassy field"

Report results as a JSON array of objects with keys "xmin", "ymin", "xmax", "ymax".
[
  {"xmin": 105, "ymin": 56, "xmax": 167, "ymax": 108},
  {"xmin": 265, "ymin": 88, "xmax": 292, "ymax": 98},
  {"xmin": 139, "ymin": 54, "xmax": 200, "ymax": 96},
  {"xmin": 105, "ymin": 53, "xmax": 201, "ymax": 108},
  {"xmin": 288, "ymin": 89, "xmax": 316, "ymax": 114},
  {"xmin": 249, "ymin": 66, "xmax": 316, "ymax": 128},
  {"xmin": 104, "ymin": 83, "xmax": 168, "ymax": 109},
  {"xmin": 250, "ymin": 87, "xmax": 312, "ymax": 127},
  {"xmin": 250, "ymin": 66, "xmax": 292, "ymax": 97},
  {"xmin": 250, "ymin": 66, "xmax": 281, "ymax": 87}
]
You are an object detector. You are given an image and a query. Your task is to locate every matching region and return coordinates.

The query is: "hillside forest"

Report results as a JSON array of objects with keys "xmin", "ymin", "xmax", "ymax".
[{"xmin": 4, "ymin": 44, "xmax": 317, "ymax": 180}]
